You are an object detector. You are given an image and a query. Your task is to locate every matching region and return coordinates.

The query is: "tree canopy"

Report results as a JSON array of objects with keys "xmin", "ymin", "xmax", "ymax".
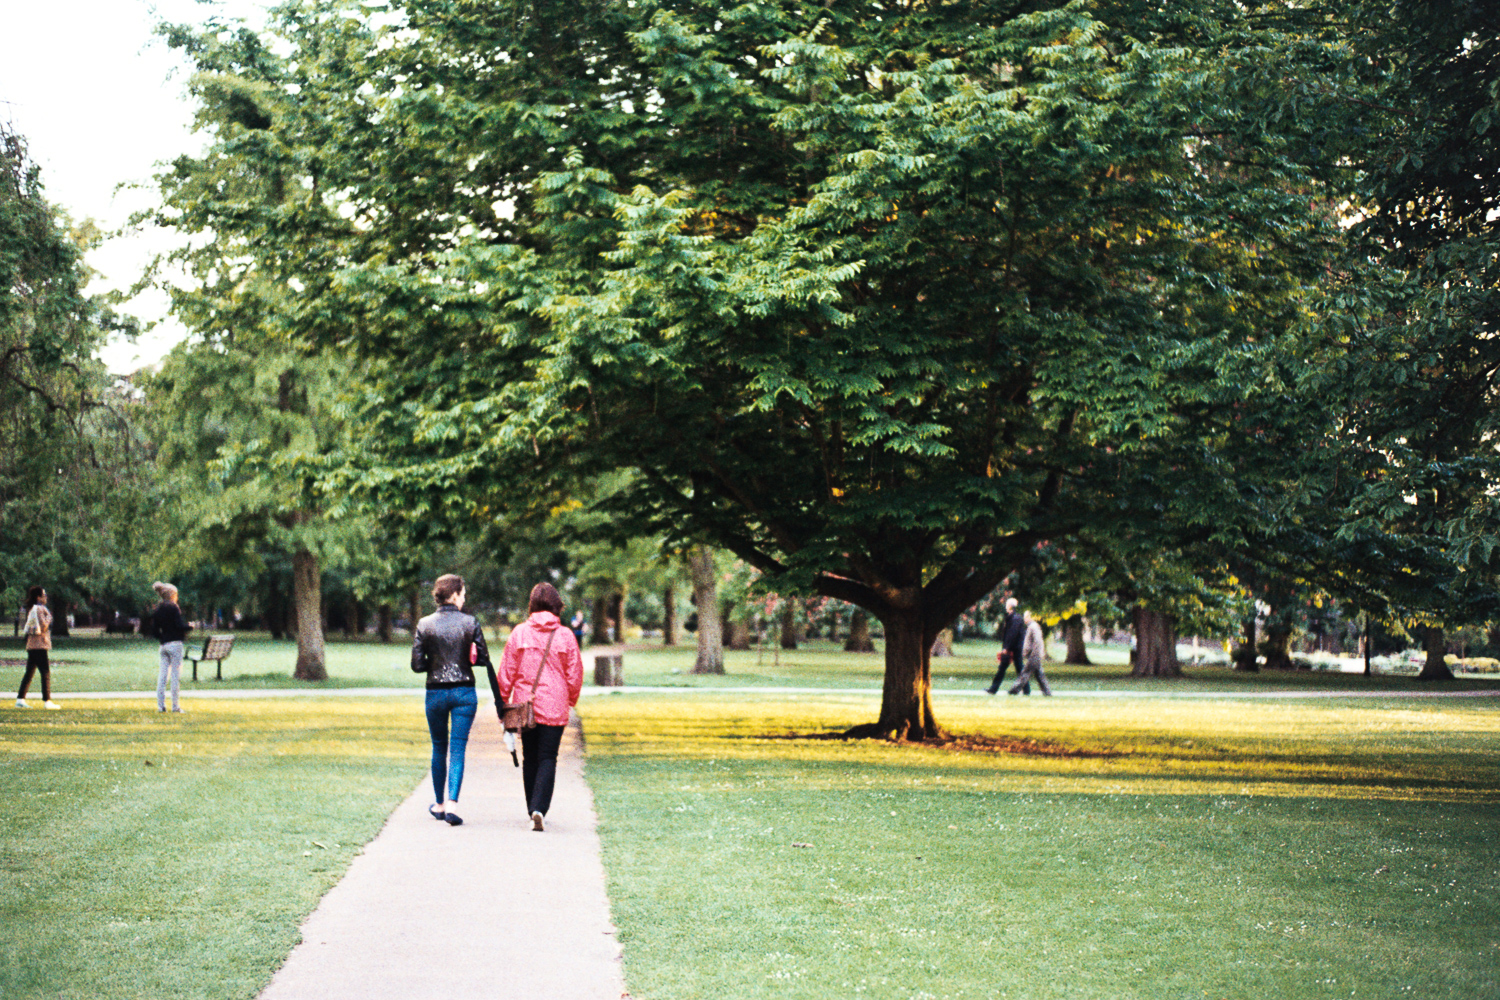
[
  {"xmin": 1, "ymin": 120, "xmax": 148, "ymax": 618},
  {"xmin": 150, "ymin": 0, "xmax": 1378, "ymax": 736}
]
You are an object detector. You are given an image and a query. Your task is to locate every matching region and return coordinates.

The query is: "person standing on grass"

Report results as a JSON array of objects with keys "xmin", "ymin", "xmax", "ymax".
[
  {"xmin": 16, "ymin": 586, "xmax": 60, "ymax": 709},
  {"xmin": 412, "ymin": 574, "xmax": 498, "ymax": 827},
  {"xmin": 149, "ymin": 582, "xmax": 192, "ymax": 713},
  {"xmin": 499, "ymin": 583, "xmax": 583, "ymax": 832},
  {"xmin": 1008, "ymin": 610, "xmax": 1053, "ymax": 697}
]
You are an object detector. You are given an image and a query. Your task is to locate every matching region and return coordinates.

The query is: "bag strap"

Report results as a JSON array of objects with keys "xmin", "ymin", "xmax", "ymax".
[{"xmin": 526, "ymin": 628, "xmax": 560, "ymax": 699}]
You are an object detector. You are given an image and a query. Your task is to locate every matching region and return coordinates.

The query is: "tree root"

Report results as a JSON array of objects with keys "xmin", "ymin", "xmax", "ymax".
[{"xmin": 841, "ymin": 721, "xmax": 952, "ymax": 744}]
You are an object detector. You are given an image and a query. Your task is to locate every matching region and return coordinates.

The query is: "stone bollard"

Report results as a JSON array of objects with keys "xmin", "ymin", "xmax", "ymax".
[{"xmin": 594, "ymin": 653, "xmax": 623, "ymax": 687}]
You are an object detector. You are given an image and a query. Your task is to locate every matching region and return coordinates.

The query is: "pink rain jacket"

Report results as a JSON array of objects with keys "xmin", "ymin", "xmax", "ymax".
[{"xmin": 499, "ymin": 611, "xmax": 583, "ymax": 726}]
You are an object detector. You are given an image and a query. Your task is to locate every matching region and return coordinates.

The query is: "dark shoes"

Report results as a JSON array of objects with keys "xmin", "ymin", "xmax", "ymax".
[{"xmin": 428, "ymin": 803, "xmax": 463, "ymax": 825}]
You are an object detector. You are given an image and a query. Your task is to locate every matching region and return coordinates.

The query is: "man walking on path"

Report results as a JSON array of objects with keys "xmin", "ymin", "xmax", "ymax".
[
  {"xmin": 986, "ymin": 598, "xmax": 1029, "ymax": 695},
  {"xmin": 256, "ymin": 711, "xmax": 626, "ymax": 1000},
  {"xmin": 1008, "ymin": 610, "xmax": 1053, "ymax": 697}
]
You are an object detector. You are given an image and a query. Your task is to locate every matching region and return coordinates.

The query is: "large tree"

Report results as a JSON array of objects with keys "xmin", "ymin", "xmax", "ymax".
[
  {"xmin": 158, "ymin": 1, "xmax": 1347, "ymax": 737},
  {"xmin": 145, "ymin": 341, "xmax": 369, "ymax": 679},
  {"xmin": 1, "ymin": 121, "xmax": 149, "ymax": 619},
  {"xmin": 1291, "ymin": 0, "xmax": 1500, "ymax": 678}
]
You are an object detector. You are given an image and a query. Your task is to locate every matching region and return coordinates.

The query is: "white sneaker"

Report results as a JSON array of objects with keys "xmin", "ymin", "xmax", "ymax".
[
  {"xmin": 15, "ymin": 699, "xmax": 27, "ymax": 708},
  {"xmin": 531, "ymin": 811, "xmax": 544, "ymax": 832},
  {"xmin": 42, "ymin": 701, "xmax": 60, "ymax": 710}
]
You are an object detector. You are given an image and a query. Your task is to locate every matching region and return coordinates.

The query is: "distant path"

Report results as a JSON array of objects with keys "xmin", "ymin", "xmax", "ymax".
[
  {"xmin": 255, "ymin": 711, "xmax": 626, "ymax": 1000},
  {"xmin": 63, "ymin": 685, "xmax": 1500, "ymax": 701}
]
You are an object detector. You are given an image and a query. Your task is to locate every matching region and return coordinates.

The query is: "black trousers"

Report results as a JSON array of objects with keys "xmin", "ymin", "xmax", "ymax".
[
  {"xmin": 18, "ymin": 649, "xmax": 50, "ymax": 701},
  {"xmin": 520, "ymin": 724, "xmax": 565, "ymax": 817},
  {"xmin": 986, "ymin": 648, "xmax": 1029, "ymax": 694}
]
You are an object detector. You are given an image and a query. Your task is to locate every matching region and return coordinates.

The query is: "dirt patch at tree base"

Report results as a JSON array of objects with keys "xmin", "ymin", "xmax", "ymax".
[
  {"xmin": 767, "ymin": 730, "xmax": 1122, "ymax": 758},
  {"xmin": 939, "ymin": 732, "xmax": 1124, "ymax": 758}
]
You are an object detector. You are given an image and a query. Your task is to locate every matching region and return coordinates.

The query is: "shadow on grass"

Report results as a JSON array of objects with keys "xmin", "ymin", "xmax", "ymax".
[{"xmin": 758, "ymin": 729, "xmax": 1126, "ymax": 757}]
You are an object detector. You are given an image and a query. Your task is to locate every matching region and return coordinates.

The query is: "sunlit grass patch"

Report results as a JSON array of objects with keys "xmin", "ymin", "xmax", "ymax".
[
  {"xmin": 0, "ymin": 699, "xmax": 428, "ymax": 1000},
  {"xmin": 581, "ymin": 693, "xmax": 1500, "ymax": 1000},
  {"xmin": 583, "ymin": 692, "xmax": 1500, "ymax": 802}
]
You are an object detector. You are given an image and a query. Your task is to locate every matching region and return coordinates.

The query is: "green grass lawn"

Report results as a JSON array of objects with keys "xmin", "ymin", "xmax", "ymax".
[
  {"xmin": 8, "ymin": 632, "xmax": 1493, "ymax": 697},
  {"xmin": 580, "ymin": 693, "xmax": 1500, "ymax": 1000},
  {"xmin": 3, "ymin": 638, "xmax": 1497, "ymax": 999},
  {"xmin": 0, "ymin": 699, "xmax": 429, "ymax": 1000},
  {"xmin": 606, "ymin": 638, "xmax": 1497, "ymax": 696},
  {"xmin": 0, "ymin": 634, "xmax": 425, "ymax": 693}
]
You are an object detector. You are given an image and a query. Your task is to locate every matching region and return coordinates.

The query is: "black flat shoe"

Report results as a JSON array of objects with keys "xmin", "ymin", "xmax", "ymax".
[
  {"xmin": 444, "ymin": 810, "xmax": 463, "ymax": 826},
  {"xmin": 428, "ymin": 804, "xmax": 446, "ymax": 821}
]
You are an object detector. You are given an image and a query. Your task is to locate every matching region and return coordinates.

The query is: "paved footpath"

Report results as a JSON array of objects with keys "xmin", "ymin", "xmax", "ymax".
[{"xmin": 256, "ymin": 710, "xmax": 627, "ymax": 1000}]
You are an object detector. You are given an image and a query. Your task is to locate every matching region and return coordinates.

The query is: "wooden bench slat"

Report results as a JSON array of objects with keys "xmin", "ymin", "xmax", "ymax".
[{"xmin": 188, "ymin": 635, "xmax": 237, "ymax": 681}]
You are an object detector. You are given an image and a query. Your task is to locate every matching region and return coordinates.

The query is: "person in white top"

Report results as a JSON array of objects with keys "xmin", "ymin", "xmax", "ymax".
[{"xmin": 17, "ymin": 585, "xmax": 60, "ymax": 709}]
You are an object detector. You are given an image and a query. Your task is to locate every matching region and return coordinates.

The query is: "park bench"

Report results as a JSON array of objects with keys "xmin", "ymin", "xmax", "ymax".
[{"xmin": 188, "ymin": 635, "xmax": 236, "ymax": 681}]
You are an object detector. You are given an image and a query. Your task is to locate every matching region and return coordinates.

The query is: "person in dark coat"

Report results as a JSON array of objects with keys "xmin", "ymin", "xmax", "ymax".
[
  {"xmin": 411, "ymin": 574, "xmax": 497, "ymax": 827},
  {"xmin": 150, "ymin": 582, "xmax": 192, "ymax": 713},
  {"xmin": 985, "ymin": 598, "xmax": 1030, "ymax": 694}
]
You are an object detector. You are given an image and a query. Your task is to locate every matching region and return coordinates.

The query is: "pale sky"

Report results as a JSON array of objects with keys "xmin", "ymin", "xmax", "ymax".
[{"xmin": 1, "ymin": 0, "xmax": 268, "ymax": 372}]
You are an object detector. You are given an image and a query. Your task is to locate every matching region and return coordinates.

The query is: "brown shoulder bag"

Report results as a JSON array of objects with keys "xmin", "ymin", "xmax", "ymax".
[{"xmin": 501, "ymin": 627, "xmax": 559, "ymax": 732}]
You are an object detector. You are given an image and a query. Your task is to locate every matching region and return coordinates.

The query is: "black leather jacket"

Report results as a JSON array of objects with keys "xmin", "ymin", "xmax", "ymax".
[{"xmin": 411, "ymin": 604, "xmax": 497, "ymax": 695}]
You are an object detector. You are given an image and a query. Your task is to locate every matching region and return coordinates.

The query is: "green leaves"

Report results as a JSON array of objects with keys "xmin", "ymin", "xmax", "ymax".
[{"xmin": 151, "ymin": 0, "xmax": 1400, "ymax": 722}]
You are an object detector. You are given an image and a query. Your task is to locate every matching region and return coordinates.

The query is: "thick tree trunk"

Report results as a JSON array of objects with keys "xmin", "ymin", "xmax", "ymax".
[
  {"xmin": 51, "ymin": 604, "xmax": 70, "ymax": 637},
  {"xmin": 286, "ymin": 589, "xmax": 299, "ymax": 643},
  {"xmin": 663, "ymin": 583, "xmax": 677, "ymax": 645},
  {"xmin": 1131, "ymin": 608, "xmax": 1182, "ymax": 678},
  {"xmin": 1233, "ymin": 615, "xmax": 1258, "ymax": 671},
  {"xmin": 1417, "ymin": 625, "xmax": 1454, "ymax": 681},
  {"xmin": 689, "ymin": 547, "xmax": 724, "ymax": 674},
  {"xmin": 779, "ymin": 602, "xmax": 798, "ymax": 650},
  {"xmin": 377, "ymin": 602, "xmax": 393, "ymax": 643},
  {"xmin": 406, "ymin": 588, "xmax": 419, "ymax": 638},
  {"xmin": 1262, "ymin": 622, "xmax": 1294, "ymax": 671},
  {"xmin": 725, "ymin": 617, "xmax": 751, "ymax": 650},
  {"xmin": 609, "ymin": 590, "xmax": 626, "ymax": 644},
  {"xmin": 1064, "ymin": 616, "xmax": 1092, "ymax": 665},
  {"xmin": 292, "ymin": 550, "xmax": 327, "ymax": 681},
  {"xmin": 844, "ymin": 609, "xmax": 875, "ymax": 652},
  {"xmin": 343, "ymin": 594, "xmax": 357, "ymax": 639},
  {"xmin": 850, "ymin": 608, "xmax": 942, "ymax": 740},
  {"xmin": 591, "ymin": 595, "xmax": 610, "ymax": 645}
]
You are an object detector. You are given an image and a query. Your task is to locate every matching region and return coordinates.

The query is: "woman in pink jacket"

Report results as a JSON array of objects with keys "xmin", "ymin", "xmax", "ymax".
[{"xmin": 499, "ymin": 583, "xmax": 583, "ymax": 831}]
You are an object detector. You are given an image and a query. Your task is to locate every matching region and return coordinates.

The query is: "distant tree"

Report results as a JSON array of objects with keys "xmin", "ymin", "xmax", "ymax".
[
  {"xmin": 1300, "ymin": 0, "xmax": 1500, "ymax": 677},
  {"xmin": 688, "ymin": 547, "xmax": 724, "ymax": 674},
  {"xmin": 0, "ymin": 121, "xmax": 149, "ymax": 619},
  {"xmin": 145, "ymin": 342, "xmax": 370, "ymax": 680}
]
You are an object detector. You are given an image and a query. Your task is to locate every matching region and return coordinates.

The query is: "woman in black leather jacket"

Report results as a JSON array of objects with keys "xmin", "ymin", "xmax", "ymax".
[{"xmin": 411, "ymin": 574, "xmax": 498, "ymax": 826}]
